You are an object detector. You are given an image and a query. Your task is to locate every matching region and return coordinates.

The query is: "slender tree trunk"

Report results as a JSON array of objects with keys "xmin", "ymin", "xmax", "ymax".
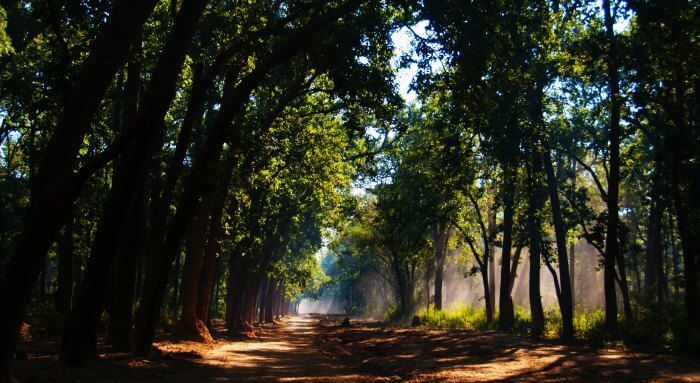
[
  {"xmin": 480, "ymin": 265, "xmax": 493, "ymax": 322},
  {"xmin": 528, "ymin": 152, "xmax": 545, "ymax": 337},
  {"xmin": 542, "ymin": 148, "xmax": 574, "ymax": 341},
  {"xmin": 264, "ymin": 280, "xmax": 278, "ymax": 323},
  {"xmin": 498, "ymin": 165, "xmax": 516, "ymax": 330},
  {"xmin": 258, "ymin": 277, "xmax": 270, "ymax": 324},
  {"xmin": 433, "ymin": 222, "xmax": 448, "ymax": 311},
  {"xmin": 645, "ymin": 167, "xmax": 663, "ymax": 305},
  {"xmin": 487, "ymin": 208, "xmax": 497, "ymax": 314},
  {"xmin": 603, "ymin": 0, "xmax": 621, "ymax": 336},
  {"xmin": 569, "ymin": 242, "xmax": 576, "ymax": 309}
]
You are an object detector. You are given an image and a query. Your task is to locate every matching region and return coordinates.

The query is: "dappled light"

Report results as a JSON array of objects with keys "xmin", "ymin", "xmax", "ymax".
[{"xmin": 0, "ymin": 0, "xmax": 698, "ymax": 382}]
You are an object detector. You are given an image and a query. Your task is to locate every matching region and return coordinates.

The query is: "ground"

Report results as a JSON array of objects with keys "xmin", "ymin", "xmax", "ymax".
[{"xmin": 13, "ymin": 315, "xmax": 700, "ymax": 382}]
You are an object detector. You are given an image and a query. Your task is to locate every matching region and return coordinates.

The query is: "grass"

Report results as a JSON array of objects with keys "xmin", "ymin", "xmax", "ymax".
[{"xmin": 415, "ymin": 303, "xmax": 700, "ymax": 356}]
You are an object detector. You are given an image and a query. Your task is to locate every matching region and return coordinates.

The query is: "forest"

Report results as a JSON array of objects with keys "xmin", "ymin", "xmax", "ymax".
[{"xmin": 0, "ymin": 0, "xmax": 698, "ymax": 382}]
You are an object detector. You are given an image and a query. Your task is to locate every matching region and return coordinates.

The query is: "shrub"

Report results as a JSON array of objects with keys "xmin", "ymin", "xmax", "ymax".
[{"xmin": 420, "ymin": 305, "xmax": 491, "ymax": 331}]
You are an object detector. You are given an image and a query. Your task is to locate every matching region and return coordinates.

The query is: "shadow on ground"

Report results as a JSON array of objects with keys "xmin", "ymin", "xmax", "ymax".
[{"xmin": 12, "ymin": 315, "xmax": 700, "ymax": 382}]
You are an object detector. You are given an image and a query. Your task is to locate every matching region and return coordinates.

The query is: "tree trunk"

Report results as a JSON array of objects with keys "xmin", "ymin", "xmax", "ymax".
[
  {"xmin": 55, "ymin": 218, "xmax": 75, "ymax": 319},
  {"xmin": 480, "ymin": 265, "xmax": 493, "ymax": 322},
  {"xmin": 498, "ymin": 165, "xmax": 516, "ymax": 330},
  {"xmin": 487, "ymin": 208, "xmax": 497, "ymax": 315},
  {"xmin": 645, "ymin": 166, "xmax": 663, "ymax": 305},
  {"xmin": 542, "ymin": 148, "xmax": 574, "ymax": 341},
  {"xmin": 603, "ymin": 0, "xmax": 620, "ymax": 337},
  {"xmin": 176, "ymin": 199, "xmax": 213, "ymax": 342},
  {"xmin": 569, "ymin": 242, "xmax": 576, "ymax": 309},
  {"xmin": 258, "ymin": 277, "xmax": 270, "ymax": 324},
  {"xmin": 108, "ymin": 183, "xmax": 146, "ymax": 352},
  {"xmin": 528, "ymin": 152, "xmax": 545, "ymax": 338},
  {"xmin": 264, "ymin": 280, "xmax": 278, "ymax": 323},
  {"xmin": 196, "ymin": 151, "xmax": 236, "ymax": 323},
  {"xmin": 433, "ymin": 221, "xmax": 448, "ymax": 311}
]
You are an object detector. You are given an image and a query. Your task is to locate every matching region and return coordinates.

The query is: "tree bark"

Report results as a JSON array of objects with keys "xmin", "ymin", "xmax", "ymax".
[
  {"xmin": 432, "ymin": 221, "xmax": 448, "ymax": 311},
  {"xmin": 542, "ymin": 148, "xmax": 574, "ymax": 341},
  {"xmin": 176, "ymin": 198, "xmax": 213, "ymax": 342},
  {"xmin": 603, "ymin": 0, "xmax": 621, "ymax": 336},
  {"xmin": 498, "ymin": 165, "xmax": 516, "ymax": 330},
  {"xmin": 528, "ymin": 152, "xmax": 545, "ymax": 338},
  {"xmin": 264, "ymin": 280, "xmax": 278, "ymax": 323},
  {"xmin": 55, "ymin": 218, "xmax": 75, "ymax": 319},
  {"xmin": 108, "ymin": 183, "xmax": 146, "ymax": 351}
]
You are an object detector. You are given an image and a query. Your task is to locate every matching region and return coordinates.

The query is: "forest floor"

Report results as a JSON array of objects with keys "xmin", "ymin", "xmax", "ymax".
[{"xmin": 12, "ymin": 314, "xmax": 700, "ymax": 382}]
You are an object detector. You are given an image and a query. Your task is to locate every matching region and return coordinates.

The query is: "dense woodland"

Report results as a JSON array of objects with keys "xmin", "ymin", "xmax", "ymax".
[{"xmin": 0, "ymin": 0, "xmax": 698, "ymax": 381}]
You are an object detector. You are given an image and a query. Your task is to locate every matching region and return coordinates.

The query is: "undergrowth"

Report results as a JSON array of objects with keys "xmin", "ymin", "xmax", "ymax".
[{"xmin": 412, "ymin": 303, "xmax": 700, "ymax": 357}]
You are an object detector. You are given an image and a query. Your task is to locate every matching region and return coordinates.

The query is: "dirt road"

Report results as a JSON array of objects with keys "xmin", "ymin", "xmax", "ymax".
[{"xmin": 13, "ymin": 315, "xmax": 700, "ymax": 382}]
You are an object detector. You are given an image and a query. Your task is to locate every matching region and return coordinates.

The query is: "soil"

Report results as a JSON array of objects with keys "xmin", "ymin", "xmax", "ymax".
[{"xmin": 12, "ymin": 315, "xmax": 700, "ymax": 382}]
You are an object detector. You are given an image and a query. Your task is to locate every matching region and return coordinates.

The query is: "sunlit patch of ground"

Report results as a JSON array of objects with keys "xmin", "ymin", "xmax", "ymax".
[
  {"xmin": 12, "ymin": 315, "xmax": 700, "ymax": 382},
  {"xmin": 315, "ymin": 315, "xmax": 700, "ymax": 382}
]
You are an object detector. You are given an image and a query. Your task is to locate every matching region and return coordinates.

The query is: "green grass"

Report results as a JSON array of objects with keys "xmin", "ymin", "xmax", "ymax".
[{"xmin": 415, "ymin": 304, "xmax": 700, "ymax": 356}]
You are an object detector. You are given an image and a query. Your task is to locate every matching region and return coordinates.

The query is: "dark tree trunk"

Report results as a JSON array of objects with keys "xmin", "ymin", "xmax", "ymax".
[
  {"xmin": 498, "ymin": 165, "xmax": 516, "ymax": 330},
  {"xmin": 487, "ymin": 208, "xmax": 497, "ymax": 314},
  {"xmin": 542, "ymin": 148, "xmax": 574, "ymax": 341},
  {"xmin": 432, "ymin": 221, "xmax": 448, "ymax": 311},
  {"xmin": 108, "ymin": 184, "xmax": 146, "ymax": 351},
  {"xmin": 569, "ymin": 242, "xmax": 576, "ymax": 309},
  {"xmin": 176, "ymin": 199, "xmax": 213, "ymax": 342},
  {"xmin": 480, "ymin": 265, "xmax": 493, "ymax": 322},
  {"xmin": 55, "ymin": 219, "xmax": 75, "ymax": 319},
  {"xmin": 106, "ymin": 54, "xmax": 143, "ymax": 353},
  {"xmin": 264, "ymin": 280, "xmax": 278, "ymax": 323},
  {"xmin": 603, "ymin": 0, "xmax": 621, "ymax": 336},
  {"xmin": 645, "ymin": 166, "xmax": 663, "ymax": 305},
  {"xmin": 258, "ymin": 277, "xmax": 270, "ymax": 324},
  {"xmin": 528, "ymin": 152, "xmax": 545, "ymax": 338},
  {"xmin": 196, "ymin": 152, "xmax": 236, "ymax": 323}
]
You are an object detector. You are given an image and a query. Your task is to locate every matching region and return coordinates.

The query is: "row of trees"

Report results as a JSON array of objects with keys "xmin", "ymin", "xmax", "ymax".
[
  {"xmin": 329, "ymin": 0, "xmax": 698, "ymax": 342},
  {"xmin": 0, "ymin": 0, "xmax": 410, "ymax": 380}
]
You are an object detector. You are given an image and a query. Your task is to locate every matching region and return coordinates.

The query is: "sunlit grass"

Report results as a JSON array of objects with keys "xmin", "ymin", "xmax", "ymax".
[{"xmin": 415, "ymin": 303, "xmax": 700, "ymax": 356}]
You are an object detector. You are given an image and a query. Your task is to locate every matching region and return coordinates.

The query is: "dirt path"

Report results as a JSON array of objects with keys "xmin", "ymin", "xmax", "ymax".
[
  {"xmin": 13, "ymin": 315, "xmax": 700, "ymax": 382},
  {"xmin": 200, "ymin": 315, "xmax": 378, "ymax": 382}
]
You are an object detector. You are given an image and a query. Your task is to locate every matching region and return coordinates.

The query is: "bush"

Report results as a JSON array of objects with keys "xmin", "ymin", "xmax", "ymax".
[{"xmin": 420, "ymin": 305, "xmax": 491, "ymax": 331}]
